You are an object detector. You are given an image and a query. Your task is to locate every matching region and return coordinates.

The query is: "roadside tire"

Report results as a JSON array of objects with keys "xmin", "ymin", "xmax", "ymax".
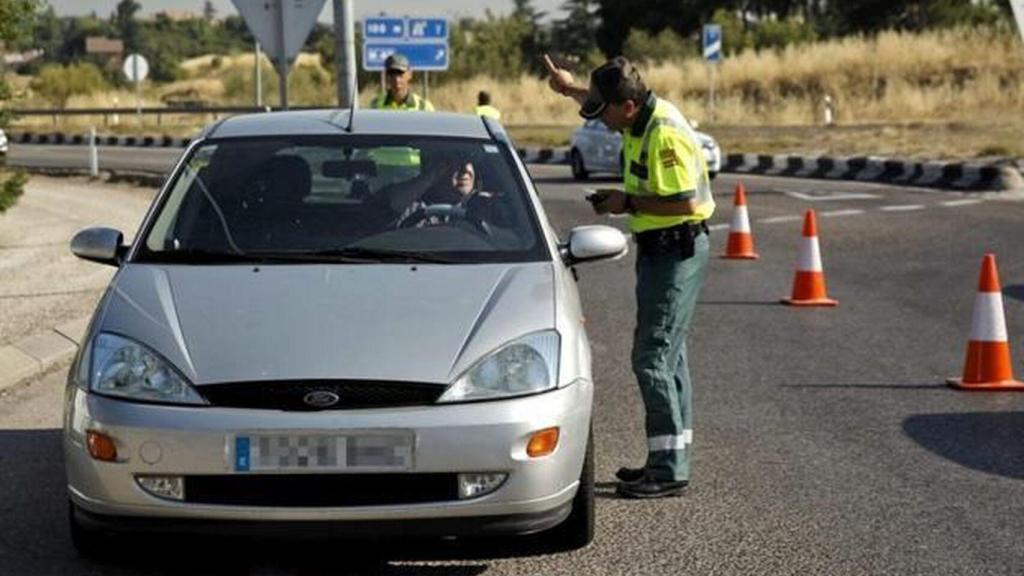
[
  {"xmin": 548, "ymin": 428, "xmax": 595, "ymax": 550},
  {"xmin": 69, "ymin": 501, "xmax": 111, "ymax": 559},
  {"xmin": 570, "ymin": 149, "xmax": 589, "ymax": 181}
]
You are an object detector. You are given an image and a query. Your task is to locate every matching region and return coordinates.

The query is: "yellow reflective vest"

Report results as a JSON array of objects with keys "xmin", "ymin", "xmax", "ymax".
[
  {"xmin": 369, "ymin": 92, "xmax": 435, "ymax": 111},
  {"xmin": 475, "ymin": 105, "xmax": 501, "ymax": 120},
  {"xmin": 622, "ymin": 94, "xmax": 715, "ymax": 233}
]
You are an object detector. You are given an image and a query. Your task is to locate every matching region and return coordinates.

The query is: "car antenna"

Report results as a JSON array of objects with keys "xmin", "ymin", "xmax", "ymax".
[{"xmin": 344, "ymin": 72, "xmax": 358, "ymax": 133}]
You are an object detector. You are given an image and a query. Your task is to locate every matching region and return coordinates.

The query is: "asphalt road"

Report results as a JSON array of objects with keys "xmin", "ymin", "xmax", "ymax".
[{"xmin": 1, "ymin": 160, "xmax": 1023, "ymax": 575}]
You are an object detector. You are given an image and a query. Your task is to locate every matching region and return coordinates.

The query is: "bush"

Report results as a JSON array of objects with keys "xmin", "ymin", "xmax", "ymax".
[
  {"xmin": 0, "ymin": 170, "xmax": 28, "ymax": 214},
  {"xmin": 623, "ymin": 28, "xmax": 694, "ymax": 64},
  {"xmin": 29, "ymin": 62, "xmax": 108, "ymax": 109}
]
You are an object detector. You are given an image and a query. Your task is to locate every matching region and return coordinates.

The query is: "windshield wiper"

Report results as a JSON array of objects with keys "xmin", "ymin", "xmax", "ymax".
[
  {"xmin": 139, "ymin": 248, "xmax": 272, "ymax": 264},
  {"xmin": 305, "ymin": 246, "xmax": 457, "ymax": 264}
]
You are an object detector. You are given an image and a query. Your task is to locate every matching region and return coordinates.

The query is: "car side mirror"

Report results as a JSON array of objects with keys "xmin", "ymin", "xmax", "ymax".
[
  {"xmin": 71, "ymin": 227, "xmax": 125, "ymax": 267},
  {"xmin": 562, "ymin": 225, "xmax": 628, "ymax": 265}
]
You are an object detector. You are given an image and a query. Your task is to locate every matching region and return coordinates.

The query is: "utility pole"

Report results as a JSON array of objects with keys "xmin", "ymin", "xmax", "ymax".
[{"xmin": 333, "ymin": 0, "xmax": 357, "ymax": 108}]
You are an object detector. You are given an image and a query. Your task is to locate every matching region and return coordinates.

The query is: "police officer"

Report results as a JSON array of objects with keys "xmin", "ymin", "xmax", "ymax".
[
  {"xmin": 543, "ymin": 54, "xmax": 714, "ymax": 499},
  {"xmin": 370, "ymin": 53, "xmax": 435, "ymax": 111},
  {"xmin": 474, "ymin": 91, "xmax": 501, "ymax": 120}
]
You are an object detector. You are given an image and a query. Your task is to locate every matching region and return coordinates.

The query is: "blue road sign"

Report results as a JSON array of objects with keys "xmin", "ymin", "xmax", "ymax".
[
  {"xmin": 365, "ymin": 17, "xmax": 405, "ymax": 39},
  {"xmin": 363, "ymin": 42, "xmax": 449, "ymax": 71},
  {"xmin": 408, "ymin": 18, "xmax": 448, "ymax": 40},
  {"xmin": 703, "ymin": 24, "xmax": 723, "ymax": 63}
]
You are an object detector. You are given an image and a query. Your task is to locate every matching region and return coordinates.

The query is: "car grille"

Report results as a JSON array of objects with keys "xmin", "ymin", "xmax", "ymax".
[
  {"xmin": 198, "ymin": 380, "xmax": 447, "ymax": 411},
  {"xmin": 185, "ymin": 474, "xmax": 459, "ymax": 507}
]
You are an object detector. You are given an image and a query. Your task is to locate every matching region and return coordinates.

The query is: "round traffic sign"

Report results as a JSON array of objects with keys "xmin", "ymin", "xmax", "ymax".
[{"xmin": 123, "ymin": 53, "xmax": 149, "ymax": 83}]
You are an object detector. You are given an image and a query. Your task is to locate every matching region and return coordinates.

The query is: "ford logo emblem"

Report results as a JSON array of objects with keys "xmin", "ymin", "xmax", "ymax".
[{"xmin": 303, "ymin": 390, "xmax": 340, "ymax": 408}]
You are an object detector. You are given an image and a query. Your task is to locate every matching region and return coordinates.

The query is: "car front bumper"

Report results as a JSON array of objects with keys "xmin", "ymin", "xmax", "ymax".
[{"xmin": 64, "ymin": 378, "xmax": 592, "ymax": 536}]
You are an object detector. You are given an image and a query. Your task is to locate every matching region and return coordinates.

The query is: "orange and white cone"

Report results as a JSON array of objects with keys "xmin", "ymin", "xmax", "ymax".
[
  {"xmin": 948, "ymin": 254, "xmax": 1024, "ymax": 390},
  {"xmin": 721, "ymin": 183, "xmax": 759, "ymax": 260},
  {"xmin": 781, "ymin": 209, "xmax": 838, "ymax": 307}
]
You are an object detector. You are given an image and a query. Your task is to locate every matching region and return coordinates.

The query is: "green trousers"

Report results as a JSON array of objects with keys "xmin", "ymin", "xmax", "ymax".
[{"xmin": 631, "ymin": 232, "xmax": 709, "ymax": 482}]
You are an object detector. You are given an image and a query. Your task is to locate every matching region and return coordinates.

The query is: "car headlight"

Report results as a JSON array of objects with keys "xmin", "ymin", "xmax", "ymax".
[
  {"xmin": 437, "ymin": 331, "xmax": 560, "ymax": 403},
  {"xmin": 90, "ymin": 333, "xmax": 207, "ymax": 405}
]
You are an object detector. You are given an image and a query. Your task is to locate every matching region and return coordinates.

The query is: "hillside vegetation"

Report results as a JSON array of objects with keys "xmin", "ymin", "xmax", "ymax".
[{"xmin": 8, "ymin": 26, "xmax": 1023, "ymax": 158}]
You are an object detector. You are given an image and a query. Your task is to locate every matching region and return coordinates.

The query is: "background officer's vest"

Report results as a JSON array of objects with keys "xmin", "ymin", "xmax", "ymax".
[
  {"xmin": 370, "ymin": 92, "xmax": 433, "ymax": 111},
  {"xmin": 623, "ymin": 99, "xmax": 715, "ymax": 233},
  {"xmin": 475, "ymin": 105, "xmax": 501, "ymax": 120}
]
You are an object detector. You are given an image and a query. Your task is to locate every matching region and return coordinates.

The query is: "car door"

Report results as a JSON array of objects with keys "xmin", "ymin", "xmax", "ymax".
[{"xmin": 595, "ymin": 122, "xmax": 622, "ymax": 174}]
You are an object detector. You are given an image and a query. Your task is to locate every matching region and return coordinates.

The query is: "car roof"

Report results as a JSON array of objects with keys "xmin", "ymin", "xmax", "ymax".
[{"xmin": 205, "ymin": 109, "xmax": 493, "ymax": 140}]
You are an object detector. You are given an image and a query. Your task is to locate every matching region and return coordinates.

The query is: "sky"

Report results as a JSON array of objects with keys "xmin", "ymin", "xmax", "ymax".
[{"xmin": 46, "ymin": 1, "xmax": 569, "ymax": 23}]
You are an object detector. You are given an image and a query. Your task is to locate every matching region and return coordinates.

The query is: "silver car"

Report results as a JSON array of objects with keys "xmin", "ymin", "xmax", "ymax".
[
  {"xmin": 569, "ymin": 119, "xmax": 721, "ymax": 180},
  {"xmin": 64, "ymin": 110, "xmax": 627, "ymax": 554}
]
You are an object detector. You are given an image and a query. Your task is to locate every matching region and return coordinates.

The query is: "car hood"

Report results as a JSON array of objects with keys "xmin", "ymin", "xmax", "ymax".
[{"xmin": 97, "ymin": 263, "xmax": 555, "ymax": 385}]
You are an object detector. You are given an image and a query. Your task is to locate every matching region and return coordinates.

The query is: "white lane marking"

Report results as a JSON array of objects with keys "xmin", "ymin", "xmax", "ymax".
[
  {"xmin": 782, "ymin": 190, "xmax": 881, "ymax": 201},
  {"xmin": 878, "ymin": 204, "xmax": 925, "ymax": 212},
  {"xmin": 758, "ymin": 215, "xmax": 802, "ymax": 224},
  {"xmin": 941, "ymin": 199, "xmax": 984, "ymax": 207},
  {"xmin": 821, "ymin": 209, "xmax": 865, "ymax": 217},
  {"xmin": 708, "ymin": 223, "xmax": 730, "ymax": 231}
]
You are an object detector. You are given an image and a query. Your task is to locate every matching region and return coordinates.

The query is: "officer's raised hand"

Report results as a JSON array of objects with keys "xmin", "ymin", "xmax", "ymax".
[{"xmin": 541, "ymin": 54, "xmax": 574, "ymax": 95}]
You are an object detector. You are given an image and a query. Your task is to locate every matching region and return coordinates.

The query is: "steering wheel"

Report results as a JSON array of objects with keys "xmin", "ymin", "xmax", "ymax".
[{"xmin": 395, "ymin": 203, "xmax": 493, "ymax": 238}]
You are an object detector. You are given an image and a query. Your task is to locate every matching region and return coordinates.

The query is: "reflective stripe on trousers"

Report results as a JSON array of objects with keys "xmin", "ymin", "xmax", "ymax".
[{"xmin": 632, "ymin": 233, "xmax": 709, "ymax": 482}]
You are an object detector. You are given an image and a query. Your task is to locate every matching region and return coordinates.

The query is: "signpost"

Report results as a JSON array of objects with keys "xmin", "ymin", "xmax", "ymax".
[
  {"xmin": 231, "ymin": 0, "xmax": 326, "ymax": 109},
  {"xmin": 122, "ymin": 53, "xmax": 149, "ymax": 126},
  {"xmin": 702, "ymin": 24, "xmax": 723, "ymax": 122},
  {"xmin": 363, "ymin": 16, "xmax": 450, "ymax": 100}
]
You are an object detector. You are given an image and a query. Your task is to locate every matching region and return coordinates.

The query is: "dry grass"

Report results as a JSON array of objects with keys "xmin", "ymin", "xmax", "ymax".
[{"xmin": 5, "ymin": 27, "xmax": 1022, "ymax": 159}]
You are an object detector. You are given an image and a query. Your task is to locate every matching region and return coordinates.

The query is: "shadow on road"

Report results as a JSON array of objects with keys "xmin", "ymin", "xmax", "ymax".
[
  {"xmin": 902, "ymin": 412, "xmax": 1024, "ymax": 481},
  {"xmin": 0, "ymin": 429, "xmax": 576, "ymax": 575}
]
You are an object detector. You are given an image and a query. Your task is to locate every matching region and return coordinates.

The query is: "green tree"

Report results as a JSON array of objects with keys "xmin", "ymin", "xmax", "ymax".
[
  {"xmin": 1, "ymin": 0, "xmax": 39, "ymax": 124},
  {"xmin": 551, "ymin": 0, "xmax": 603, "ymax": 66},
  {"xmin": 0, "ymin": 0, "xmax": 38, "ymax": 213},
  {"xmin": 29, "ymin": 62, "xmax": 108, "ymax": 109},
  {"xmin": 113, "ymin": 0, "xmax": 141, "ymax": 50}
]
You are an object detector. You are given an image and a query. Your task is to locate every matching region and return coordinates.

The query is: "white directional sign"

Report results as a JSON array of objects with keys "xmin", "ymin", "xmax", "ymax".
[
  {"xmin": 122, "ymin": 53, "xmax": 149, "ymax": 82},
  {"xmin": 231, "ymin": 0, "xmax": 326, "ymax": 65}
]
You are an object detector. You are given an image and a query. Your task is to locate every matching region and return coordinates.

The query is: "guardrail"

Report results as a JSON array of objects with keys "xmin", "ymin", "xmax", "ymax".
[{"xmin": 5, "ymin": 105, "xmax": 321, "ymax": 127}]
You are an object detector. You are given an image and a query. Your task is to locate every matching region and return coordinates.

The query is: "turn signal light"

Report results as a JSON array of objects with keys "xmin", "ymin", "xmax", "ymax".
[
  {"xmin": 87, "ymin": 430, "xmax": 118, "ymax": 462},
  {"xmin": 526, "ymin": 427, "xmax": 559, "ymax": 458}
]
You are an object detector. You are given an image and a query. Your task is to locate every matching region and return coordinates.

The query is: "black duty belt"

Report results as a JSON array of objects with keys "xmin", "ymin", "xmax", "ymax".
[{"xmin": 633, "ymin": 221, "xmax": 709, "ymax": 258}]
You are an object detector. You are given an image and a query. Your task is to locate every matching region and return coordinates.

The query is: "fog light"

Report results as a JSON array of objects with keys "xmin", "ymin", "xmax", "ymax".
[
  {"xmin": 526, "ymin": 427, "xmax": 559, "ymax": 458},
  {"xmin": 458, "ymin": 473, "xmax": 507, "ymax": 499},
  {"xmin": 86, "ymin": 430, "xmax": 118, "ymax": 462},
  {"xmin": 136, "ymin": 475, "xmax": 185, "ymax": 501}
]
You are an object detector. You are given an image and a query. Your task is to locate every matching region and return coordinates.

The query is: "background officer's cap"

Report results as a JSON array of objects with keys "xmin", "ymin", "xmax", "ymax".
[
  {"xmin": 580, "ymin": 56, "xmax": 643, "ymax": 119},
  {"xmin": 385, "ymin": 53, "xmax": 410, "ymax": 73}
]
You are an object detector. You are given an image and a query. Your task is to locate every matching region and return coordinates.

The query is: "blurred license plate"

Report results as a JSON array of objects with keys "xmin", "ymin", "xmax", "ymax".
[{"xmin": 232, "ymin": 432, "xmax": 413, "ymax": 472}]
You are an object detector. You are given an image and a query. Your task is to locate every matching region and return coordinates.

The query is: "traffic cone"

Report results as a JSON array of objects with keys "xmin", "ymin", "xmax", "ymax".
[
  {"xmin": 781, "ymin": 209, "xmax": 838, "ymax": 307},
  {"xmin": 721, "ymin": 183, "xmax": 759, "ymax": 260},
  {"xmin": 947, "ymin": 254, "xmax": 1024, "ymax": 390}
]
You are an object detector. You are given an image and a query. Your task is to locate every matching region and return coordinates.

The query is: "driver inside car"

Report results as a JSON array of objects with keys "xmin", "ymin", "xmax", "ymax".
[{"xmin": 390, "ymin": 159, "xmax": 495, "ymax": 234}]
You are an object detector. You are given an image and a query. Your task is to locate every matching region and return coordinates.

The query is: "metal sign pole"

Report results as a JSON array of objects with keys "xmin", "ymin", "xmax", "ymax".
[
  {"xmin": 276, "ymin": 0, "xmax": 289, "ymax": 109},
  {"xmin": 255, "ymin": 41, "xmax": 263, "ymax": 107},
  {"xmin": 334, "ymin": 0, "xmax": 357, "ymax": 108},
  {"xmin": 709, "ymin": 64, "xmax": 716, "ymax": 123},
  {"xmin": 134, "ymin": 55, "xmax": 142, "ymax": 127}
]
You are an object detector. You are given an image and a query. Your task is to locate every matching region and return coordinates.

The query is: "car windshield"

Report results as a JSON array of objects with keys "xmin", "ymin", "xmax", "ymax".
[{"xmin": 137, "ymin": 136, "xmax": 549, "ymax": 264}]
